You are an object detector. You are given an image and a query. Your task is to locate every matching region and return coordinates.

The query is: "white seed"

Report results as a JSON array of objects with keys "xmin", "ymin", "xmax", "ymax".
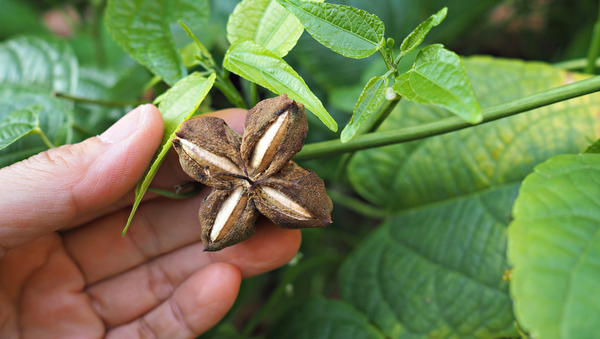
[
  {"xmin": 261, "ymin": 186, "xmax": 311, "ymax": 219},
  {"xmin": 179, "ymin": 138, "xmax": 242, "ymax": 175},
  {"xmin": 211, "ymin": 187, "xmax": 245, "ymax": 242},
  {"xmin": 250, "ymin": 111, "xmax": 289, "ymax": 172}
]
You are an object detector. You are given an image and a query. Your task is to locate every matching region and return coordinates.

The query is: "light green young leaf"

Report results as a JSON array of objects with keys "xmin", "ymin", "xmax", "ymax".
[
  {"xmin": 276, "ymin": 0, "xmax": 385, "ymax": 59},
  {"xmin": 105, "ymin": 0, "xmax": 209, "ymax": 86},
  {"xmin": 0, "ymin": 104, "xmax": 43, "ymax": 150},
  {"xmin": 123, "ymin": 72, "xmax": 216, "ymax": 235},
  {"xmin": 393, "ymin": 44, "xmax": 482, "ymax": 124},
  {"xmin": 0, "ymin": 36, "xmax": 78, "ymax": 94},
  {"xmin": 180, "ymin": 42, "xmax": 201, "ymax": 68},
  {"xmin": 399, "ymin": 7, "xmax": 447, "ymax": 58},
  {"xmin": 341, "ymin": 76, "xmax": 388, "ymax": 143},
  {"xmin": 227, "ymin": 0, "xmax": 323, "ymax": 57},
  {"xmin": 509, "ymin": 154, "xmax": 600, "ymax": 339},
  {"xmin": 267, "ymin": 296, "xmax": 385, "ymax": 339},
  {"xmin": 224, "ymin": 40, "xmax": 337, "ymax": 131}
]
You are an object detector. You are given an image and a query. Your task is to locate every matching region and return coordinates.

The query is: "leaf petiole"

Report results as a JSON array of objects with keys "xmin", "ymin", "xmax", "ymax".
[
  {"xmin": 32, "ymin": 128, "xmax": 55, "ymax": 149},
  {"xmin": 54, "ymin": 92, "xmax": 150, "ymax": 107}
]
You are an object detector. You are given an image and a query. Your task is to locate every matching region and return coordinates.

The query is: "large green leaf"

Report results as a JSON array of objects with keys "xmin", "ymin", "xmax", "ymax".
[
  {"xmin": 227, "ymin": 0, "xmax": 323, "ymax": 57},
  {"xmin": 0, "ymin": 35, "xmax": 78, "ymax": 94},
  {"xmin": 276, "ymin": 0, "xmax": 385, "ymax": 59},
  {"xmin": 224, "ymin": 40, "xmax": 337, "ymax": 131},
  {"xmin": 105, "ymin": 0, "xmax": 209, "ymax": 86},
  {"xmin": 72, "ymin": 64, "xmax": 151, "ymax": 139},
  {"xmin": 508, "ymin": 154, "xmax": 600, "ymax": 339},
  {"xmin": 393, "ymin": 44, "xmax": 482, "ymax": 124},
  {"xmin": 341, "ymin": 76, "xmax": 388, "ymax": 143},
  {"xmin": 167, "ymin": 0, "xmax": 210, "ymax": 31},
  {"xmin": 0, "ymin": 88, "xmax": 73, "ymax": 168},
  {"xmin": 340, "ymin": 183, "xmax": 520, "ymax": 339},
  {"xmin": 267, "ymin": 296, "xmax": 386, "ymax": 339},
  {"xmin": 124, "ymin": 72, "xmax": 215, "ymax": 234},
  {"xmin": 349, "ymin": 57, "xmax": 600, "ymax": 210},
  {"xmin": 0, "ymin": 104, "xmax": 43, "ymax": 151}
]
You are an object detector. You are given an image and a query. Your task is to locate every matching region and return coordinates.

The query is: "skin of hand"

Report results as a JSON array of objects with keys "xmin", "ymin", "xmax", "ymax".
[{"xmin": 0, "ymin": 104, "xmax": 302, "ymax": 339}]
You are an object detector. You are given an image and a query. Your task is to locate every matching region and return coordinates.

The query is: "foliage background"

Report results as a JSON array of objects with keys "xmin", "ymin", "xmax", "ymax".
[{"xmin": 2, "ymin": 0, "xmax": 600, "ymax": 338}]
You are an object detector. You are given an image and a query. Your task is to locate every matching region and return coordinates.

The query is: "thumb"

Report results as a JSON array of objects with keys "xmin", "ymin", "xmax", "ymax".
[{"xmin": 0, "ymin": 104, "xmax": 164, "ymax": 254}]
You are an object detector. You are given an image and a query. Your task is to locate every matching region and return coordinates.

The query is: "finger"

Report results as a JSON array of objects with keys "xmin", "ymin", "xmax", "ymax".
[
  {"xmin": 65, "ymin": 108, "xmax": 248, "ymax": 229},
  {"xmin": 104, "ymin": 262, "xmax": 241, "ymax": 339},
  {"xmin": 0, "ymin": 104, "xmax": 164, "ymax": 255},
  {"xmin": 64, "ymin": 190, "xmax": 300, "ymax": 283},
  {"xmin": 85, "ymin": 221, "xmax": 299, "ymax": 326}
]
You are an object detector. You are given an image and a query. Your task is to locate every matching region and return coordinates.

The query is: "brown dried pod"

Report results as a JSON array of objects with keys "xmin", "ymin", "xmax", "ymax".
[{"xmin": 172, "ymin": 94, "xmax": 333, "ymax": 251}]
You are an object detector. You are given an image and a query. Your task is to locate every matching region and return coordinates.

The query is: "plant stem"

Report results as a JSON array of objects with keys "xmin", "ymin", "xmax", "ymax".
[
  {"xmin": 334, "ymin": 97, "xmax": 401, "ymax": 179},
  {"xmin": 552, "ymin": 58, "xmax": 600, "ymax": 70},
  {"xmin": 214, "ymin": 76, "xmax": 248, "ymax": 109},
  {"xmin": 240, "ymin": 254, "xmax": 342, "ymax": 338},
  {"xmin": 90, "ymin": 0, "xmax": 106, "ymax": 66},
  {"xmin": 33, "ymin": 128, "xmax": 55, "ymax": 149},
  {"xmin": 362, "ymin": 97, "xmax": 401, "ymax": 134},
  {"xmin": 327, "ymin": 189, "xmax": 387, "ymax": 218},
  {"xmin": 147, "ymin": 186, "xmax": 202, "ymax": 199},
  {"xmin": 585, "ymin": 2, "xmax": 600, "ymax": 74},
  {"xmin": 142, "ymin": 75, "xmax": 163, "ymax": 94},
  {"xmin": 379, "ymin": 48, "xmax": 393, "ymax": 72},
  {"xmin": 295, "ymin": 75, "xmax": 600, "ymax": 161},
  {"xmin": 54, "ymin": 92, "xmax": 150, "ymax": 107}
]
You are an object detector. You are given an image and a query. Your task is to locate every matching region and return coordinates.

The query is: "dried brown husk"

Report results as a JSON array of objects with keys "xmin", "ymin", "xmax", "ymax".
[{"xmin": 173, "ymin": 94, "xmax": 333, "ymax": 251}]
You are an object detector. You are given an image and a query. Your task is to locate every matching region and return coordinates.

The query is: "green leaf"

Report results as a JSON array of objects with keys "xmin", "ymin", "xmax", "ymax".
[
  {"xmin": 393, "ymin": 44, "xmax": 482, "ymax": 124},
  {"xmin": 104, "ymin": 0, "xmax": 209, "ymax": 86},
  {"xmin": 72, "ymin": 64, "xmax": 151, "ymax": 139},
  {"xmin": 0, "ymin": 35, "xmax": 78, "ymax": 94},
  {"xmin": 224, "ymin": 40, "xmax": 337, "ymax": 131},
  {"xmin": 227, "ymin": 0, "xmax": 323, "ymax": 57},
  {"xmin": 340, "ymin": 184, "xmax": 520, "ymax": 339},
  {"xmin": 123, "ymin": 72, "xmax": 215, "ymax": 235},
  {"xmin": 399, "ymin": 7, "xmax": 447, "ymax": 58},
  {"xmin": 167, "ymin": 0, "xmax": 210, "ymax": 31},
  {"xmin": 180, "ymin": 42, "xmax": 202, "ymax": 68},
  {"xmin": 0, "ymin": 104, "xmax": 43, "ymax": 150},
  {"xmin": 267, "ymin": 296, "xmax": 386, "ymax": 339},
  {"xmin": 276, "ymin": 0, "xmax": 385, "ymax": 59},
  {"xmin": 341, "ymin": 76, "xmax": 388, "ymax": 143},
  {"xmin": 585, "ymin": 139, "xmax": 600, "ymax": 153},
  {"xmin": 508, "ymin": 154, "xmax": 600, "ymax": 339},
  {"xmin": 0, "ymin": 87, "xmax": 73, "ymax": 168},
  {"xmin": 349, "ymin": 57, "xmax": 600, "ymax": 210}
]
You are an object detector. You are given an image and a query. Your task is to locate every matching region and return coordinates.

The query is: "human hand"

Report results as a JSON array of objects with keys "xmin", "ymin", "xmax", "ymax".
[{"xmin": 0, "ymin": 105, "xmax": 301, "ymax": 338}]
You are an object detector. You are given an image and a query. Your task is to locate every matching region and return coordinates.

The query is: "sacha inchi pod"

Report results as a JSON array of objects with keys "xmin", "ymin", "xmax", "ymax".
[{"xmin": 172, "ymin": 94, "xmax": 333, "ymax": 251}]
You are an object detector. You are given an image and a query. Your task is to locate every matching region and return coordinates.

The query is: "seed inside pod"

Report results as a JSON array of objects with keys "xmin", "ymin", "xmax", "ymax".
[
  {"xmin": 177, "ymin": 137, "xmax": 243, "ymax": 176},
  {"xmin": 260, "ymin": 186, "xmax": 312, "ymax": 220},
  {"xmin": 249, "ymin": 111, "xmax": 289, "ymax": 173},
  {"xmin": 210, "ymin": 187, "xmax": 247, "ymax": 241}
]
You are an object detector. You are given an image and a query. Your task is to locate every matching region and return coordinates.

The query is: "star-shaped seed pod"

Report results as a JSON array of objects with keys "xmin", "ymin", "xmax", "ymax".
[{"xmin": 172, "ymin": 94, "xmax": 333, "ymax": 251}]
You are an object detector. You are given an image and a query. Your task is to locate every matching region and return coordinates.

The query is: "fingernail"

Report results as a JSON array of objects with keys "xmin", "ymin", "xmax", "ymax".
[{"xmin": 99, "ymin": 105, "xmax": 149, "ymax": 143}]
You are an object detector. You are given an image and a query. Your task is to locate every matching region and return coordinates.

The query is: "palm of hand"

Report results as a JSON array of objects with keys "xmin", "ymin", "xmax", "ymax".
[{"xmin": 0, "ymin": 107, "xmax": 300, "ymax": 338}]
